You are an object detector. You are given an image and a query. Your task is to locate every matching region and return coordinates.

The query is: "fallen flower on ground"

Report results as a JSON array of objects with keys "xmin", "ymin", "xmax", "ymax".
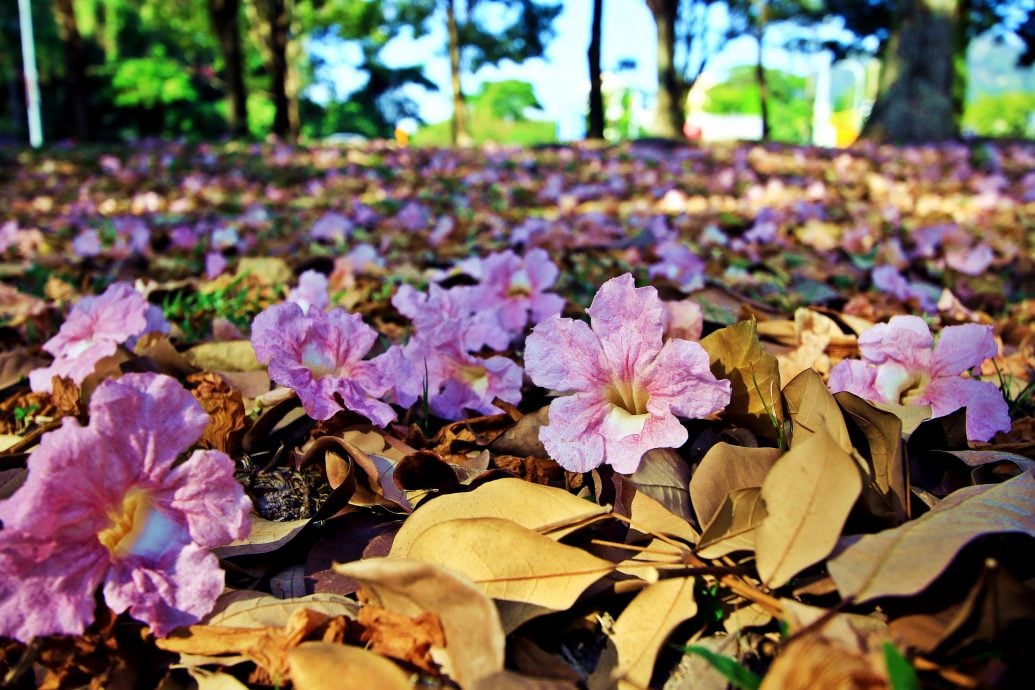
[
  {"xmin": 827, "ymin": 315, "xmax": 1011, "ymax": 441},
  {"xmin": 29, "ymin": 282, "xmax": 169, "ymax": 393},
  {"xmin": 525, "ymin": 273, "xmax": 731, "ymax": 474},
  {"xmin": 251, "ymin": 302, "xmax": 397, "ymax": 425},
  {"xmin": 0, "ymin": 373, "xmax": 251, "ymax": 641}
]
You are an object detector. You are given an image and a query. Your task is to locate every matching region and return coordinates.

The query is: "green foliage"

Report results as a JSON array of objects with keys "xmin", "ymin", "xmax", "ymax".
[
  {"xmin": 677, "ymin": 645, "xmax": 762, "ymax": 690},
  {"xmin": 962, "ymin": 91, "xmax": 1035, "ymax": 138},
  {"xmin": 704, "ymin": 65, "xmax": 812, "ymax": 143},
  {"xmin": 161, "ymin": 273, "xmax": 263, "ymax": 343},
  {"xmin": 109, "ymin": 47, "xmax": 197, "ymax": 108},
  {"xmin": 882, "ymin": 642, "xmax": 920, "ymax": 690},
  {"xmin": 469, "ymin": 80, "xmax": 542, "ymax": 121}
]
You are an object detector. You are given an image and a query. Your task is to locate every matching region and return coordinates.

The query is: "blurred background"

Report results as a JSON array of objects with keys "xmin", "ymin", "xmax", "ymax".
[{"xmin": 3, "ymin": 0, "xmax": 1035, "ymax": 147}]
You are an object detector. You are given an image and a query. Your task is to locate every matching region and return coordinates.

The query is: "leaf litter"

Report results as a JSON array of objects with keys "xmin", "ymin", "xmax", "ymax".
[{"xmin": 0, "ymin": 140, "xmax": 1033, "ymax": 688}]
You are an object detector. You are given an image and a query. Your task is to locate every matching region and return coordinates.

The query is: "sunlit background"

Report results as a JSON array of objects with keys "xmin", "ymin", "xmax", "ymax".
[{"xmin": 4, "ymin": 0, "xmax": 1035, "ymax": 147}]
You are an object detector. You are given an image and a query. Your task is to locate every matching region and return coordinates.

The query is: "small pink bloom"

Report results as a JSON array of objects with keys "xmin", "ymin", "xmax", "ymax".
[
  {"xmin": 0, "ymin": 373, "xmax": 251, "ymax": 641},
  {"xmin": 251, "ymin": 302, "xmax": 395, "ymax": 425},
  {"xmin": 393, "ymin": 283, "xmax": 508, "ymax": 353},
  {"xmin": 470, "ymin": 249, "xmax": 566, "ymax": 335},
  {"xmin": 287, "ymin": 270, "xmax": 329, "ymax": 315},
  {"xmin": 205, "ymin": 252, "xmax": 227, "ymax": 279},
  {"xmin": 525, "ymin": 274, "xmax": 731, "ymax": 474},
  {"xmin": 662, "ymin": 299, "xmax": 703, "ymax": 341},
  {"xmin": 828, "ymin": 315, "xmax": 1010, "ymax": 441},
  {"xmin": 310, "ymin": 211, "xmax": 353, "ymax": 243},
  {"xmin": 30, "ymin": 283, "xmax": 169, "ymax": 392}
]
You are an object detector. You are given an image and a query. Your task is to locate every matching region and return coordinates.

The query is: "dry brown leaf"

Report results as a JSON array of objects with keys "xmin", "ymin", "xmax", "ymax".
[
  {"xmin": 214, "ymin": 517, "xmax": 309, "ymax": 558},
  {"xmin": 204, "ymin": 590, "xmax": 359, "ymax": 628},
  {"xmin": 390, "ymin": 477, "xmax": 610, "ymax": 557},
  {"xmin": 404, "ymin": 517, "xmax": 614, "ymax": 630},
  {"xmin": 700, "ymin": 319, "xmax": 785, "ymax": 441},
  {"xmin": 623, "ymin": 484, "xmax": 700, "ymax": 545},
  {"xmin": 759, "ymin": 636, "xmax": 888, "ymax": 690},
  {"xmin": 357, "ymin": 605, "xmax": 445, "ymax": 672},
  {"xmin": 185, "ymin": 668, "xmax": 252, "ymax": 690},
  {"xmin": 488, "ymin": 405, "xmax": 550, "ymax": 458},
  {"xmin": 835, "ymin": 392, "xmax": 909, "ymax": 522},
  {"xmin": 689, "ymin": 443, "xmax": 781, "ymax": 528},
  {"xmin": 185, "ymin": 340, "xmax": 264, "ymax": 372},
  {"xmin": 188, "ymin": 372, "xmax": 249, "ymax": 453},
  {"xmin": 756, "ymin": 430, "xmax": 862, "ymax": 589},
  {"xmin": 473, "ymin": 670, "xmax": 581, "ymax": 689},
  {"xmin": 783, "ymin": 368, "xmax": 851, "ymax": 452},
  {"xmin": 588, "ymin": 577, "xmax": 698, "ymax": 690},
  {"xmin": 827, "ymin": 470, "xmax": 1035, "ymax": 603},
  {"xmin": 334, "ymin": 558, "xmax": 505, "ymax": 688},
  {"xmin": 696, "ymin": 487, "xmax": 767, "ymax": 559},
  {"xmin": 288, "ymin": 642, "xmax": 412, "ymax": 690},
  {"xmin": 627, "ymin": 448, "xmax": 692, "ymax": 522}
]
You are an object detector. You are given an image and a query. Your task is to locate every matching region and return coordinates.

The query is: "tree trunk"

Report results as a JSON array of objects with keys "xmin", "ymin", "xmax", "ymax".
[
  {"xmin": 54, "ymin": 0, "xmax": 91, "ymax": 141},
  {"xmin": 647, "ymin": 0, "xmax": 683, "ymax": 138},
  {"xmin": 446, "ymin": 0, "xmax": 470, "ymax": 146},
  {"xmin": 861, "ymin": 0, "xmax": 960, "ymax": 143},
  {"xmin": 264, "ymin": 0, "xmax": 292, "ymax": 139},
  {"xmin": 587, "ymin": 0, "xmax": 605, "ymax": 139},
  {"xmin": 754, "ymin": 28, "xmax": 770, "ymax": 140},
  {"xmin": 209, "ymin": 0, "xmax": 248, "ymax": 138}
]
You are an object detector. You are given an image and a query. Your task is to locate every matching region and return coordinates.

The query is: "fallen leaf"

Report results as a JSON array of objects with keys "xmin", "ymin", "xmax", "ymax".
[
  {"xmin": 488, "ymin": 405, "xmax": 550, "ymax": 458},
  {"xmin": 701, "ymin": 319, "xmax": 785, "ymax": 442},
  {"xmin": 689, "ymin": 443, "xmax": 781, "ymax": 528},
  {"xmin": 214, "ymin": 517, "xmax": 309, "ymax": 558},
  {"xmin": 782, "ymin": 368, "xmax": 851, "ymax": 452},
  {"xmin": 185, "ymin": 340, "xmax": 263, "ymax": 372},
  {"xmin": 827, "ymin": 470, "xmax": 1035, "ymax": 603},
  {"xmin": 288, "ymin": 642, "xmax": 412, "ymax": 690},
  {"xmin": 589, "ymin": 577, "xmax": 698, "ymax": 690},
  {"xmin": 755, "ymin": 430, "xmax": 862, "ymax": 589},
  {"xmin": 390, "ymin": 477, "xmax": 610, "ymax": 557},
  {"xmin": 473, "ymin": 671, "xmax": 581, "ymax": 689},
  {"xmin": 334, "ymin": 558, "xmax": 505, "ymax": 688},
  {"xmin": 404, "ymin": 517, "xmax": 614, "ymax": 631},
  {"xmin": 357, "ymin": 605, "xmax": 445, "ymax": 672},
  {"xmin": 204, "ymin": 590, "xmax": 359, "ymax": 628},
  {"xmin": 758, "ymin": 636, "xmax": 888, "ymax": 690},
  {"xmin": 627, "ymin": 448, "xmax": 692, "ymax": 522},
  {"xmin": 835, "ymin": 392, "xmax": 909, "ymax": 522},
  {"xmin": 623, "ymin": 484, "xmax": 700, "ymax": 545},
  {"xmin": 696, "ymin": 487, "xmax": 767, "ymax": 559}
]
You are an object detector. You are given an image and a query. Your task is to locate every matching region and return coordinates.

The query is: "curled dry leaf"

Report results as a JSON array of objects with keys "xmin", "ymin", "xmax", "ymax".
[
  {"xmin": 700, "ymin": 319, "xmax": 785, "ymax": 442},
  {"xmin": 696, "ymin": 487, "xmax": 767, "ymax": 559},
  {"xmin": 185, "ymin": 340, "xmax": 264, "ymax": 372},
  {"xmin": 405, "ymin": 517, "xmax": 614, "ymax": 631},
  {"xmin": 390, "ymin": 477, "xmax": 610, "ymax": 557},
  {"xmin": 756, "ymin": 429, "xmax": 862, "ymax": 589},
  {"xmin": 759, "ymin": 636, "xmax": 888, "ymax": 690},
  {"xmin": 689, "ymin": 443, "xmax": 781, "ymax": 528},
  {"xmin": 835, "ymin": 392, "xmax": 909, "ymax": 523},
  {"xmin": 622, "ymin": 483, "xmax": 700, "ymax": 545},
  {"xmin": 588, "ymin": 577, "xmax": 698, "ymax": 690},
  {"xmin": 288, "ymin": 641, "xmax": 412, "ymax": 690},
  {"xmin": 214, "ymin": 516, "xmax": 309, "ymax": 558},
  {"xmin": 827, "ymin": 470, "xmax": 1035, "ymax": 603},
  {"xmin": 627, "ymin": 448, "xmax": 693, "ymax": 522},
  {"xmin": 334, "ymin": 558, "xmax": 505, "ymax": 688}
]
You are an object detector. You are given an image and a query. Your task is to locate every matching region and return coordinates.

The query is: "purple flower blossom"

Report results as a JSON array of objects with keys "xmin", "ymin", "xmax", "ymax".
[
  {"xmin": 871, "ymin": 265, "xmax": 941, "ymax": 313},
  {"xmin": 310, "ymin": 211, "xmax": 353, "ymax": 243},
  {"xmin": 392, "ymin": 283, "xmax": 509, "ymax": 353},
  {"xmin": 649, "ymin": 241, "xmax": 706, "ymax": 293},
  {"xmin": 525, "ymin": 274, "xmax": 731, "ymax": 474},
  {"xmin": 30, "ymin": 283, "xmax": 170, "ymax": 393},
  {"xmin": 469, "ymin": 249, "xmax": 566, "ymax": 335},
  {"xmin": 0, "ymin": 373, "xmax": 251, "ymax": 641},
  {"xmin": 251, "ymin": 302, "xmax": 396, "ymax": 425},
  {"xmin": 828, "ymin": 315, "xmax": 1011, "ymax": 442},
  {"xmin": 287, "ymin": 270, "xmax": 329, "ymax": 315}
]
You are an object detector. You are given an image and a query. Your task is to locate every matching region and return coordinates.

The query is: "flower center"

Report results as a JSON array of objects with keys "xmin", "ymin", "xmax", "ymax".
[
  {"xmin": 901, "ymin": 373, "xmax": 932, "ymax": 406},
  {"xmin": 602, "ymin": 380, "xmax": 651, "ymax": 438},
  {"xmin": 301, "ymin": 341, "xmax": 338, "ymax": 379},
  {"xmin": 459, "ymin": 364, "xmax": 490, "ymax": 396},
  {"xmin": 507, "ymin": 270, "xmax": 532, "ymax": 298},
  {"xmin": 64, "ymin": 338, "xmax": 95, "ymax": 360},
  {"xmin": 96, "ymin": 489, "xmax": 177, "ymax": 560}
]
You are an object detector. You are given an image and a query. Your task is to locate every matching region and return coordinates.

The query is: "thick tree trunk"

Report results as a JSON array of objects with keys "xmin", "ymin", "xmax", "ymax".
[
  {"xmin": 861, "ymin": 0, "xmax": 960, "ymax": 143},
  {"xmin": 209, "ymin": 0, "xmax": 248, "ymax": 138},
  {"xmin": 587, "ymin": 0, "xmax": 605, "ymax": 139},
  {"xmin": 647, "ymin": 0, "xmax": 683, "ymax": 138},
  {"xmin": 446, "ymin": 0, "xmax": 470, "ymax": 146},
  {"xmin": 754, "ymin": 29, "xmax": 770, "ymax": 140},
  {"xmin": 54, "ymin": 0, "xmax": 91, "ymax": 141}
]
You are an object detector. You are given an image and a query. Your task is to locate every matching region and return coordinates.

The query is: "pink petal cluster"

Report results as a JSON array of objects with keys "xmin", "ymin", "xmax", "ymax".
[
  {"xmin": 393, "ymin": 283, "xmax": 509, "ymax": 353},
  {"xmin": 649, "ymin": 241, "xmax": 706, "ymax": 293},
  {"xmin": 287, "ymin": 270, "xmax": 330, "ymax": 315},
  {"xmin": 469, "ymin": 249, "xmax": 566, "ymax": 334},
  {"xmin": 251, "ymin": 302, "xmax": 396, "ymax": 425},
  {"xmin": 0, "ymin": 373, "xmax": 251, "ymax": 641},
  {"xmin": 30, "ymin": 282, "xmax": 170, "ymax": 393},
  {"xmin": 525, "ymin": 274, "xmax": 731, "ymax": 474},
  {"xmin": 828, "ymin": 315, "xmax": 1010, "ymax": 442}
]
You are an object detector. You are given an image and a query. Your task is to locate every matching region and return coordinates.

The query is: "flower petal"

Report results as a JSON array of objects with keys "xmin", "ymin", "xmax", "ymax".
[
  {"xmin": 931, "ymin": 324, "xmax": 997, "ymax": 377},
  {"xmin": 605, "ymin": 411, "xmax": 688, "ymax": 475},
  {"xmin": 525, "ymin": 315, "xmax": 606, "ymax": 392},
  {"xmin": 919, "ymin": 377, "xmax": 1011, "ymax": 442},
  {"xmin": 827, "ymin": 360, "xmax": 883, "ymax": 402},
  {"xmin": 858, "ymin": 316, "xmax": 933, "ymax": 370},
  {"xmin": 165, "ymin": 450, "xmax": 252, "ymax": 547},
  {"xmin": 540, "ymin": 394, "xmax": 607, "ymax": 473},
  {"xmin": 644, "ymin": 339, "xmax": 731, "ymax": 419}
]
